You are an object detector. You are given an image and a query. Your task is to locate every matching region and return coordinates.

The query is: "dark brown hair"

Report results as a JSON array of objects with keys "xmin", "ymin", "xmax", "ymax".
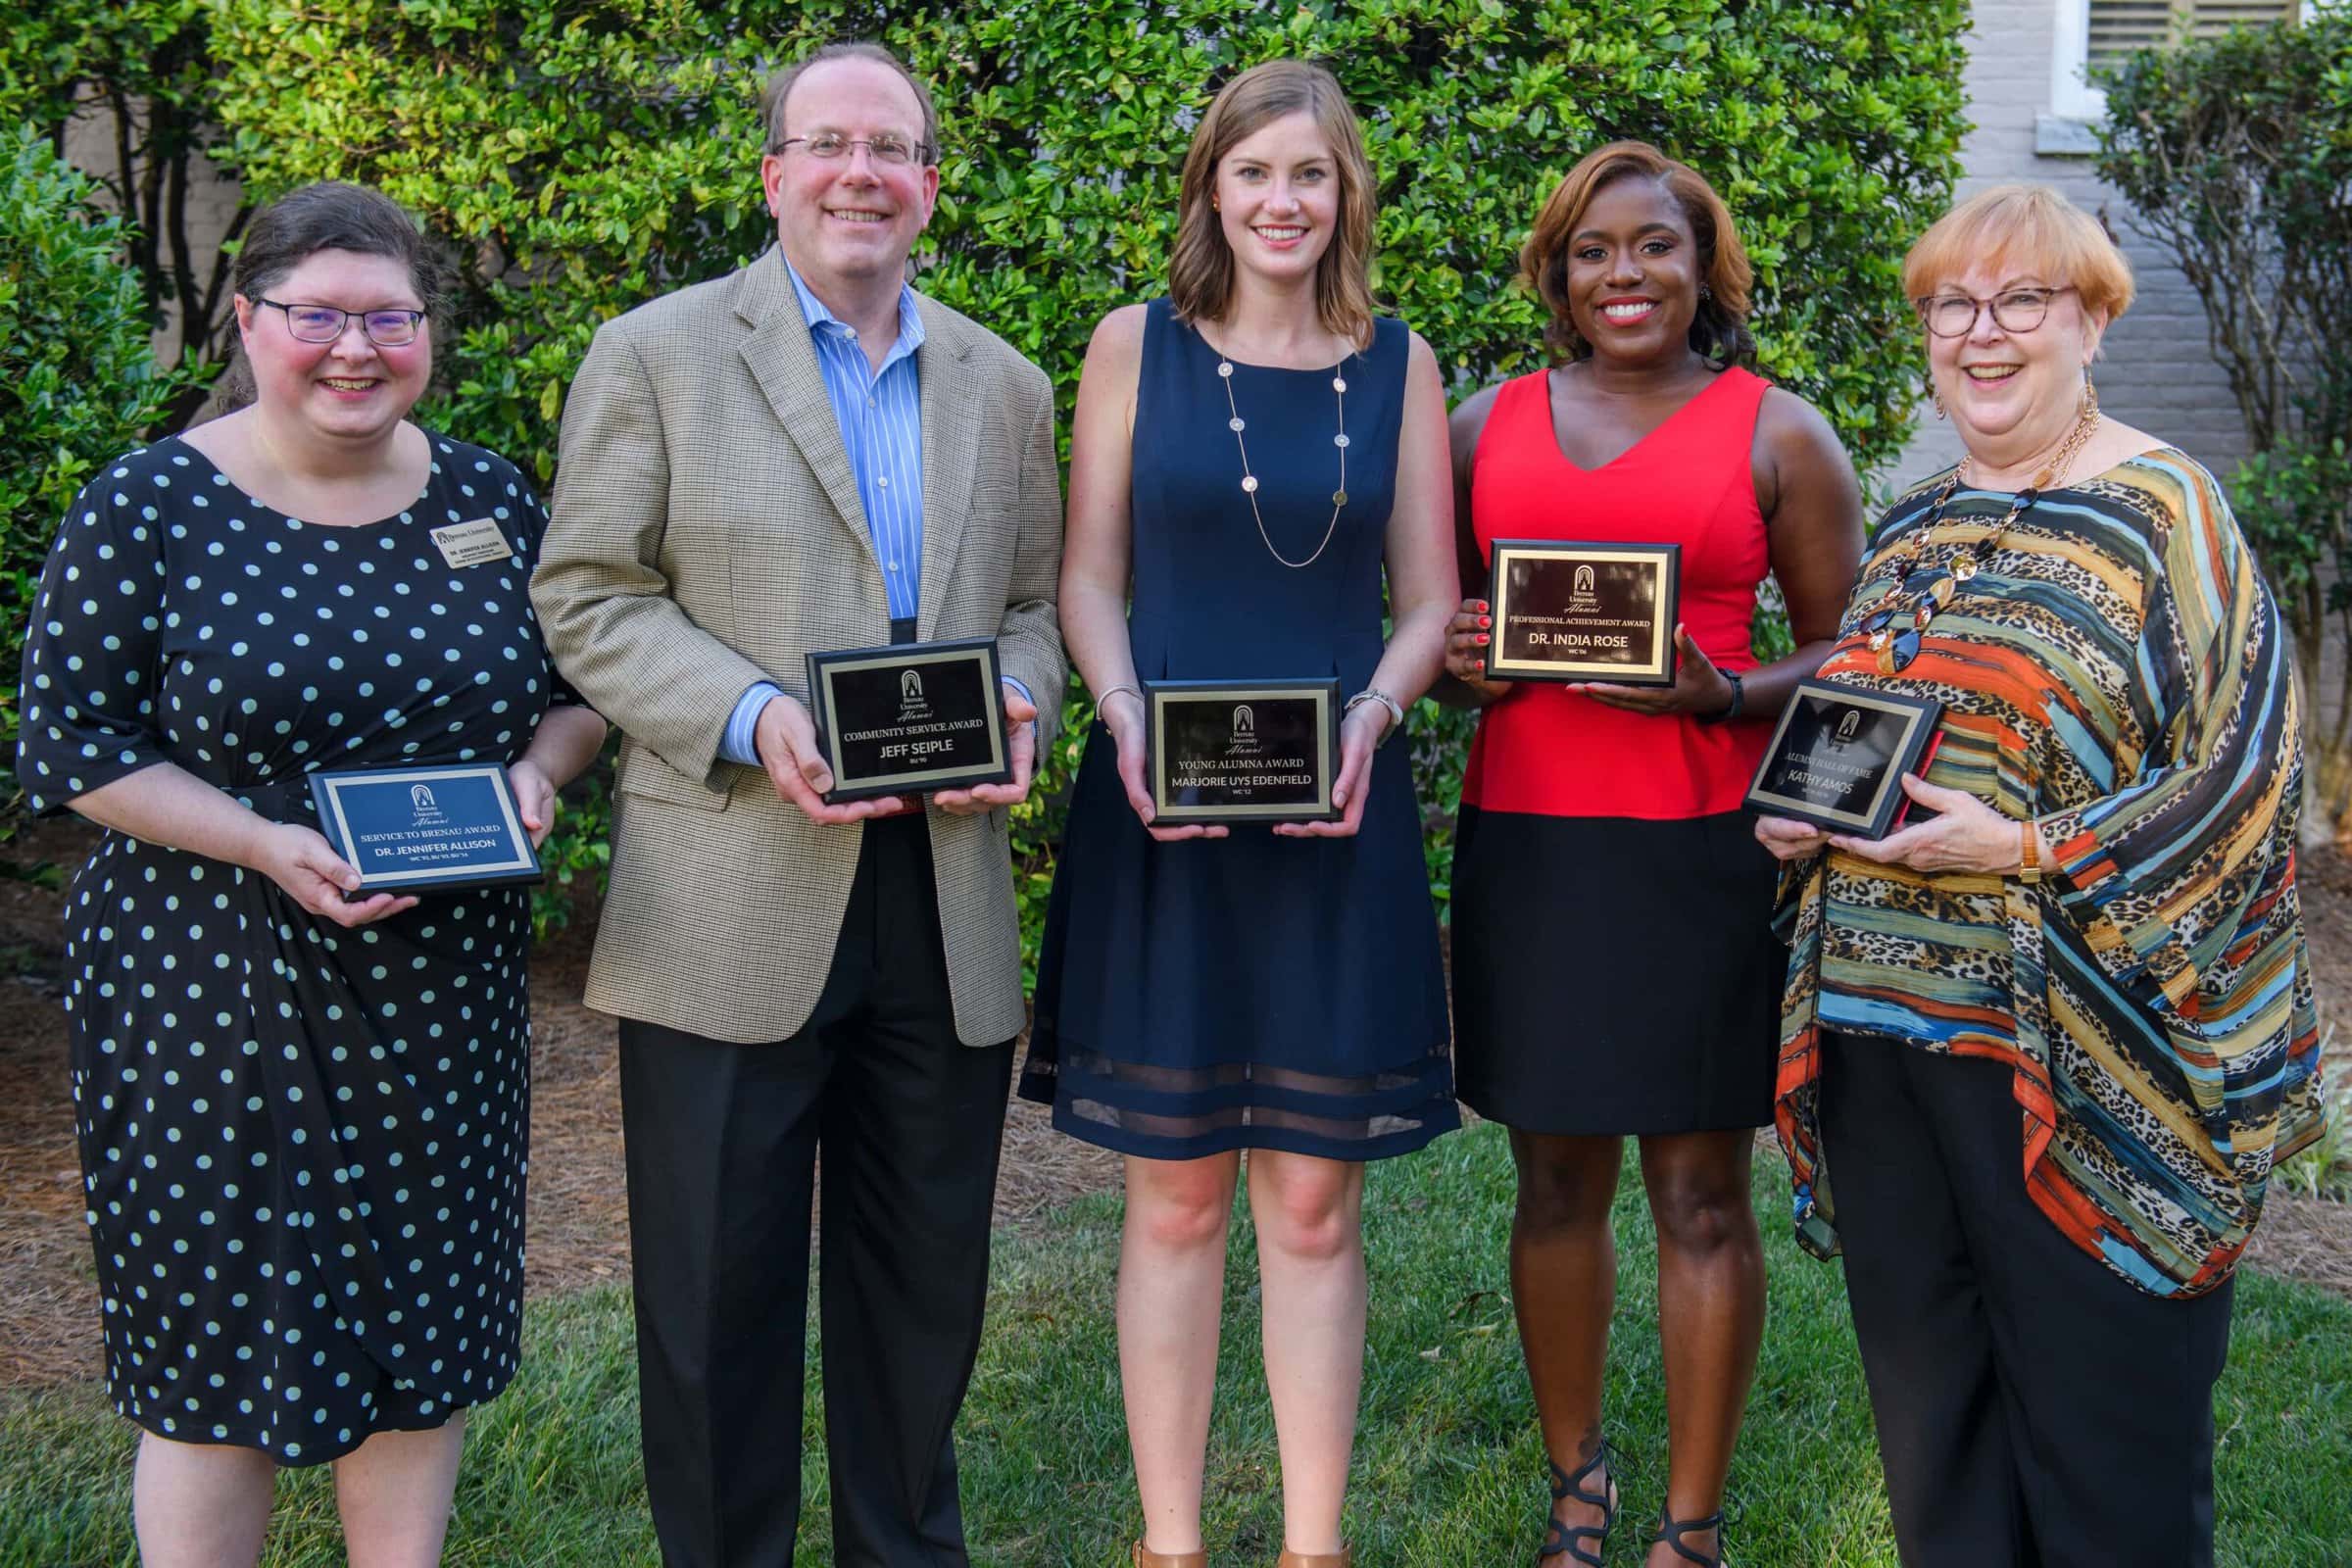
[
  {"xmin": 1519, "ymin": 140, "xmax": 1754, "ymax": 368},
  {"xmin": 1168, "ymin": 60, "xmax": 1377, "ymax": 347},
  {"xmin": 195, "ymin": 181, "xmax": 447, "ymax": 424},
  {"xmin": 760, "ymin": 41, "xmax": 940, "ymax": 160},
  {"xmin": 232, "ymin": 180, "xmax": 448, "ymax": 317}
]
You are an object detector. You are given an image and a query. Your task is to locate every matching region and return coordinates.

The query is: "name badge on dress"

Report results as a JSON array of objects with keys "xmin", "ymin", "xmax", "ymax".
[{"xmin": 429, "ymin": 517, "xmax": 514, "ymax": 569}]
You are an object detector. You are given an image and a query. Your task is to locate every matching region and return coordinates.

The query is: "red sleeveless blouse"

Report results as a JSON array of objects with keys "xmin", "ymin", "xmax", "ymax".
[{"xmin": 1461, "ymin": 366, "xmax": 1775, "ymax": 819}]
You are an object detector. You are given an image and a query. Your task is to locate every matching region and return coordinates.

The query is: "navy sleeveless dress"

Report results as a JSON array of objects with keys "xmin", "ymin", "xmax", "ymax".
[{"xmin": 1020, "ymin": 300, "xmax": 1455, "ymax": 1161}]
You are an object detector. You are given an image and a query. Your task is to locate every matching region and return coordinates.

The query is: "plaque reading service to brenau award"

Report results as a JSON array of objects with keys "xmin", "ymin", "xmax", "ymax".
[
  {"xmin": 1485, "ymin": 540, "xmax": 1682, "ymax": 686},
  {"xmin": 804, "ymin": 637, "xmax": 1013, "ymax": 803},
  {"xmin": 1145, "ymin": 678, "xmax": 1341, "ymax": 826},
  {"xmin": 309, "ymin": 761, "xmax": 544, "ymax": 896},
  {"xmin": 1743, "ymin": 678, "xmax": 1945, "ymax": 839}
]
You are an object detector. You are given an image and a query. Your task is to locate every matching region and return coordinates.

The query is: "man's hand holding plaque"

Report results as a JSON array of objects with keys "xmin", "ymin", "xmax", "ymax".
[{"xmin": 784, "ymin": 638, "xmax": 1018, "ymax": 820}]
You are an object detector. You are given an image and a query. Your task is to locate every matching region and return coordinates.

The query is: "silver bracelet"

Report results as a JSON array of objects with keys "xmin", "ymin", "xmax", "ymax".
[
  {"xmin": 1344, "ymin": 688, "xmax": 1406, "ymax": 747},
  {"xmin": 1093, "ymin": 682, "xmax": 1144, "ymax": 714}
]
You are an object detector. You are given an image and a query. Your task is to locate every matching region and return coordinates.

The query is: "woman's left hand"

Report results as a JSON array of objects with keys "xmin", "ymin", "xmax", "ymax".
[
  {"xmin": 1575, "ymin": 625, "xmax": 1737, "ymax": 718},
  {"xmin": 509, "ymin": 759, "xmax": 559, "ymax": 848},
  {"xmin": 1829, "ymin": 774, "xmax": 2031, "ymax": 875},
  {"xmin": 1274, "ymin": 701, "xmax": 1386, "ymax": 839}
]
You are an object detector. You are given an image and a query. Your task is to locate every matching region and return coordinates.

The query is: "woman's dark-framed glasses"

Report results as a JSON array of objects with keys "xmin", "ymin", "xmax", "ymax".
[
  {"xmin": 1914, "ymin": 285, "xmax": 2076, "ymax": 338},
  {"xmin": 774, "ymin": 132, "xmax": 933, "ymax": 168},
  {"xmin": 258, "ymin": 299, "xmax": 426, "ymax": 347}
]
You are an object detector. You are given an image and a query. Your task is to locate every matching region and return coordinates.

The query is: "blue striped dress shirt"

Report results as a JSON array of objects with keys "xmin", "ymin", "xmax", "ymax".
[{"xmin": 720, "ymin": 260, "xmax": 1026, "ymax": 767}]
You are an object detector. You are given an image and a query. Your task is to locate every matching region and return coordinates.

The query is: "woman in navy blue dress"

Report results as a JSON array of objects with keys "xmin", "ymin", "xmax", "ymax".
[{"xmin": 1019, "ymin": 61, "xmax": 1456, "ymax": 1568}]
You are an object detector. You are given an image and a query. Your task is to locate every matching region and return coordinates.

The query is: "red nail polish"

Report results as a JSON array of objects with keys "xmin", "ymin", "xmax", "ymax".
[
  {"xmin": 1478, "ymin": 616, "xmax": 1492, "ymax": 628},
  {"xmin": 1476, "ymin": 633, "xmax": 1490, "ymax": 645}
]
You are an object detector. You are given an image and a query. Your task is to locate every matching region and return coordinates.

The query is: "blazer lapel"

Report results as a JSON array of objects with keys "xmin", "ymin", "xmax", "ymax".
[
  {"xmin": 915, "ymin": 296, "xmax": 980, "ymax": 640},
  {"xmin": 736, "ymin": 250, "xmax": 875, "ymax": 569}
]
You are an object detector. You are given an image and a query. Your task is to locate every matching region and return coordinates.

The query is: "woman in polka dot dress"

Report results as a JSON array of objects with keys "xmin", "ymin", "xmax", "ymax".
[{"xmin": 14, "ymin": 182, "xmax": 606, "ymax": 1563}]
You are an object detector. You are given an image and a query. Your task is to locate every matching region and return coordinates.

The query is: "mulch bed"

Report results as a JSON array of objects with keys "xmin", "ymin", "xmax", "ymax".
[{"xmin": 2, "ymin": 818, "xmax": 2343, "ymax": 1389}]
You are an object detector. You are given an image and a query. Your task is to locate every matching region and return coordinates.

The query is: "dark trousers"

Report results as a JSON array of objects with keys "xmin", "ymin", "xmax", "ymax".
[
  {"xmin": 1819, "ymin": 1031, "xmax": 2234, "ymax": 1568},
  {"xmin": 617, "ymin": 815, "xmax": 1016, "ymax": 1568}
]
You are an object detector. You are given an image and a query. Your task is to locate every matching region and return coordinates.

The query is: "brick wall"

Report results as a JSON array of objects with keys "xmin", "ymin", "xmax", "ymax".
[{"xmin": 1883, "ymin": 0, "xmax": 2253, "ymax": 494}]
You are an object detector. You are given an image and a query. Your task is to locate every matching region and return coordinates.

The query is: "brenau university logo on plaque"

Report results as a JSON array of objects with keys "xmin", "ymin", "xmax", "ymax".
[
  {"xmin": 1143, "ymin": 678, "xmax": 1340, "ymax": 825},
  {"xmin": 1486, "ymin": 539, "xmax": 1682, "ymax": 687},
  {"xmin": 803, "ymin": 637, "xmax": 1012, "ymax": 803}
]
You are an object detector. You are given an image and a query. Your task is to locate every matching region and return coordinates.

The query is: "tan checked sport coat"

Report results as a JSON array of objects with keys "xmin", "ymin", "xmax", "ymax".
[{"xmin": 532, "ymin": 247, "xmax": 1065, "ymax": 1046}]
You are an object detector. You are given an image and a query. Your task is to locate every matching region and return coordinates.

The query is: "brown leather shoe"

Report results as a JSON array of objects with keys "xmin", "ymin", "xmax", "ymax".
[
  {"xmin": 1133, "ymin": 1544, "xmax": 1207, "ymax": 1568},
  {"xmin": 1275, "ymin": 1550, "xmax": 1350, "ymax": 1568}
]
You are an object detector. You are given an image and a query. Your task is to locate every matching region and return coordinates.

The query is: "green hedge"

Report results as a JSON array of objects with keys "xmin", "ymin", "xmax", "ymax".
[
  {"xmin": 52, "ymin": 2, "xmax": 1967, "ymax": 946},
  {"xmin": 0, "ymin": 125, "xmax": 195, "ymax": 811}
]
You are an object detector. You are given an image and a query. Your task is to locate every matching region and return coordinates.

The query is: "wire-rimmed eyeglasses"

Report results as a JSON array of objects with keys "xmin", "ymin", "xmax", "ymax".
[
  {"xmin": 772, "ymin": 132, "xmax": 935, "ymax": 168},
  {"xmin": 1913, "ymin": 285, "xmax": 2076, "ymax": 339},
  {"xmin": 256, "ymin": 298, "xmax": 426, "ymax": 347}
]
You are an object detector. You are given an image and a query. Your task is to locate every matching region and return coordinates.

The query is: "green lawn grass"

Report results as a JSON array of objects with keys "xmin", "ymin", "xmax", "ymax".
[{"xmin": 5, "ymin": 1126, "xmax": 2347, "ymax": 1565}]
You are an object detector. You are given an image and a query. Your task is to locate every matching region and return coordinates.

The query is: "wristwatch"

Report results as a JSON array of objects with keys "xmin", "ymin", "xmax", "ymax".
[{"xmin": 1695, "ymin": 669, "xmax": 1744, "ymax": 726}]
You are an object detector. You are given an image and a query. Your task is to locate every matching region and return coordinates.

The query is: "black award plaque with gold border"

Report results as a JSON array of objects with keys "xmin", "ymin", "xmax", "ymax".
[
  {"xmin": 1145, "ymin": 678, "xmax": 1341, "ymax": 825},
  {"xmin": 1743, "ymin": 678, "xmax": 1945, "ymax": 839},
  {"xmin": 804, "ymin": 637, "xmax": 1012, "ymax": 803},
  {"xmin": 1485, "ymin": 539, "xmax": 1681, "ymax": 686}
]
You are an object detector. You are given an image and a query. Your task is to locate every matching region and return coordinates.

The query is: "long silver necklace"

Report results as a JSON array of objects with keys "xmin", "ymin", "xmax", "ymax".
[{"xmin": 1216, "ymin": 349, "xmax": 1349, "ymax": 570}]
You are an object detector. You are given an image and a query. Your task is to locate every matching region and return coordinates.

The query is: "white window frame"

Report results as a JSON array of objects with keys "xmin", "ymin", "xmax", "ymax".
[
  {"xmin": 2049, "ymin": 0, "xmax": 2108, "ymax": 122},
  {"xmin": 2044, "ymin": 0, "xmax": 2326, "ymax": 146}
]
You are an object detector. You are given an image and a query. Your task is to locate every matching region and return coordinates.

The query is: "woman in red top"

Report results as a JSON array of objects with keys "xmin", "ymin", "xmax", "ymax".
[{"xmin": 1443, "ymin": 143, "xmax": 1863, "ymax": 1567}]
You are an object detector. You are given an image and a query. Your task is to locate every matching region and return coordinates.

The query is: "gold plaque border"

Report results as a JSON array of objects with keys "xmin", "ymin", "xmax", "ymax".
[
  {"xmin": 809, "ymin": 639, "xmax": 1009, "ymax": 796},
  {"xmin": 1148, "ymin": 681, "xmax": 1339, "ymax": 823},
  {"xmin": 1485, "ymin": 541, "xmax": 1679, "ymax": 684}
]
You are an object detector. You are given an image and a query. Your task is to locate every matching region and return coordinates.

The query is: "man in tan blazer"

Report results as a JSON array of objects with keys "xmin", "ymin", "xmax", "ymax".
[{"xmin": 531, "ymin": 40, "xmax": 1063, "ymax": 1567}]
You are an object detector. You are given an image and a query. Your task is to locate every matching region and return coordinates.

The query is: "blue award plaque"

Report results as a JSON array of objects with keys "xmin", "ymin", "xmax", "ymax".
[{"xmin": 308, "ymin": 762, "xmax": 544, "ymax": 894}]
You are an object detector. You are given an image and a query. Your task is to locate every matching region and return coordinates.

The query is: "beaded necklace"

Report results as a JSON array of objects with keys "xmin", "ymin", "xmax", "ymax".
[{"xmin": 1858, "ymin": 389, "xmax": 2100, "ymax": 675}]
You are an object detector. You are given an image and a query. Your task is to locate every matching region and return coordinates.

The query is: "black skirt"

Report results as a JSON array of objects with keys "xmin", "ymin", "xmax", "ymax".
[{"xmin": 1449, "ymin": 806, "xmax": 1781, "ymax": 1136}]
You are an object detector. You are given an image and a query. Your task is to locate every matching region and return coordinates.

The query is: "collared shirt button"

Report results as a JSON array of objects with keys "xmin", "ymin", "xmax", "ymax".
[{"xmin": 876, "ymin": 476, "xmax": 888, "ymax": 488}]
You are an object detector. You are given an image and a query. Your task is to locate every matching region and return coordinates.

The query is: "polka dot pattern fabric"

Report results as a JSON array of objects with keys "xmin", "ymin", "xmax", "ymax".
[{"xmin": 16, "ymin": 433, "xmax": 585, "ymax": 1464}]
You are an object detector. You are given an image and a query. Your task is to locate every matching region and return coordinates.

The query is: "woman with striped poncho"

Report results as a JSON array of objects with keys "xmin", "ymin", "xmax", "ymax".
[{"xmin": 1753, "ymin": 184, "xmax": 2325, "ymax": 1568}]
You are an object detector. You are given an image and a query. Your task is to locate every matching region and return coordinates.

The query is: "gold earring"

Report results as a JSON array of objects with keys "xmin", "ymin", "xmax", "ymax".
[
  {"xmin": 2082, "ymin": 371, "xmax": 2099, "ymax": 420},
  {"xmin": 1931, "ymin": 386, "xmax": 1946, "ymax": 420}
]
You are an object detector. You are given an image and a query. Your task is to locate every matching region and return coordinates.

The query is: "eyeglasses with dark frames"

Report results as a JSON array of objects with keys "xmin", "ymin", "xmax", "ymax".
[
  {"xmin": 256, "ymin": 298, "xmax": 427, "ymax": 347},
  {"xmin": 772, "ymin": 132, "xmax": 935, "ymax": 168},
  {"xmin": 1914, "ymin": 285, "xmax": 2077, "ymax": 339}
]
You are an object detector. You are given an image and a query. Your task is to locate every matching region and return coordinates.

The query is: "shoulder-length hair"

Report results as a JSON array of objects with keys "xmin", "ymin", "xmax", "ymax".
[
  {"xmin": 1518, "ymin": 140, "xmax": 1754, "ymax": 368},
  {"xmin": 1168, "ymin": 60, "xmax": 1378, "ymax": 347}
]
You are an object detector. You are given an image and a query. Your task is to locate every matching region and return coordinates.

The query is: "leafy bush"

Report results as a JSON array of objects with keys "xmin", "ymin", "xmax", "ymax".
[
  {"xmin": 1, "ymin": 2, "xmax": 248, "ymax": 387},
  {"xmin": 2095, "ymin": 13, "xmax": 2352, "ymax": 835},
  {"xmin": 0, "ymin": 125, "xmax": 193, "ymax": 814},
  {"xmin": 199, "ymin": 0, "xmax": 1966, "ymax": 949}
]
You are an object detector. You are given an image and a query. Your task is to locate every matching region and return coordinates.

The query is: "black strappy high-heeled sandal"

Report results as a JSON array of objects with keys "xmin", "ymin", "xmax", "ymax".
[
  {"xmin": 1536, "ymin": 1441, "xmax": 1618, "ymax": 1564},
  {"xmin": 1650, "ymin": 1505, "xmax": 1726, "ymax": 1566}
]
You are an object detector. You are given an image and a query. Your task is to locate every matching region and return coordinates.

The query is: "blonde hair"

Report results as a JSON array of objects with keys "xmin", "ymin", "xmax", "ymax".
[
  {"xmin": 1518, "ymin": 141, "xmax": 1754, "ymax": 367},
  {"xmin": 1167, "ymin": 60, "xmax": 1377, "ymax": 346},
  {"xmin": 1902, "ymin": 184, "xmax": 2135, "ymax": 319}
]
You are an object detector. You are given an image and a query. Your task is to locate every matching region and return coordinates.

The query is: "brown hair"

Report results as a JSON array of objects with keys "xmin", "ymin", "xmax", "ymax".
[
  {"xmin": 1902, "ymin": 183, "xmax": 2135, "ymax": 321},
  {"xmin": 760, "ymin": 41, "xmax": 940, "ymax": 161},
  {"xmin": 1167, "ymin": 60, "xmax": 1377, "ymax": 347},
  {"xmin": 196, "ymin": 181, "xmax": 448, "ymax": 424},
  {"xmin": 1518, "ymin": 140, "xmax": 1754, "ymax": 367}
]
